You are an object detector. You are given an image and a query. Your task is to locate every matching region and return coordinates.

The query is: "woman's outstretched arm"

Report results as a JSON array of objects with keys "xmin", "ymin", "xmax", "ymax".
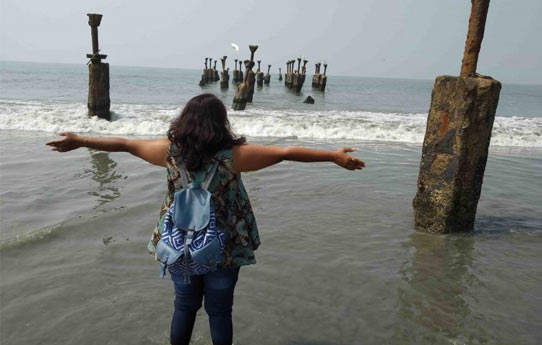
[
  {"xmin": 232, "ymin": 144, "xmax": 365, "ymax": 173},
  {"xmin": 46, "ymin": 132, "xmax": 170, "ymax": 167}
]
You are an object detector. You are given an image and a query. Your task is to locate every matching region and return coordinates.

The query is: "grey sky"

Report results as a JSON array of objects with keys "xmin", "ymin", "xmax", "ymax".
[{"xmin": 1, "ymin": 0, "xmax": 541, "ymax": 84}]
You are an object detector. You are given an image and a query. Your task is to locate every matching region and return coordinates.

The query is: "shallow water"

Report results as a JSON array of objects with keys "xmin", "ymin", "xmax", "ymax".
[{"xmin": 1, "ymin": 131, "xmax": 541, "ymax": 345}]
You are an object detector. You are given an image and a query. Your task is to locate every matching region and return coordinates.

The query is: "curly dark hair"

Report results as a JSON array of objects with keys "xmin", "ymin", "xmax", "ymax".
[{"xmin": 167, "ymin": 93, "xmax": 246, "ymax": 171}]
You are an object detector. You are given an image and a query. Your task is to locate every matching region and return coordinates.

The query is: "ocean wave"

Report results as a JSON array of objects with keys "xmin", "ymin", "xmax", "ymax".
[{"xmin": 1, "ymin": 100, "xmax": 540, "ymax": 147}]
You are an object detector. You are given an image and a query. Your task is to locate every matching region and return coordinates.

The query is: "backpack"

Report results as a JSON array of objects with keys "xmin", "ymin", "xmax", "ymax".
[{"xmin": 156, "ymin": 160, "xmax": 226, "ymax": 282}]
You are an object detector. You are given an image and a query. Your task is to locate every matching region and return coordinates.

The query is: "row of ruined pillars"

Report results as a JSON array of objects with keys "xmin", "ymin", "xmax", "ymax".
[{"xmin": 199, "ymin": 57, "xmax": 272, "ymax": 90}]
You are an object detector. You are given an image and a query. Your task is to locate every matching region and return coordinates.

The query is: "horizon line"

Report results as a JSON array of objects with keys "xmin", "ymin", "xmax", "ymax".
[{"xmin": 2, "ymin": 59, "xmax": 540, "ymax": 87}]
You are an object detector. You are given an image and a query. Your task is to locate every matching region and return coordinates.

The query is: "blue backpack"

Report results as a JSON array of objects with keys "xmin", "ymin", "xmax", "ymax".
[{"xmin": 156, "ymin": 161, "xmax": 226, "ymax": 282}]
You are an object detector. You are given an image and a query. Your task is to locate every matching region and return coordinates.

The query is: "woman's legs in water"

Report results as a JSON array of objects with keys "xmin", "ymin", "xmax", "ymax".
[
  {"xmin": 203, "ymin": 267, "xmax": 240, "ymax": 345},
  {"xmin": 170, "ymin": 274, "xmax": 204, "ymax": 345},
  {"xmin": 170, "ymin": 267, "xmax": 240, "ymax": 345}
]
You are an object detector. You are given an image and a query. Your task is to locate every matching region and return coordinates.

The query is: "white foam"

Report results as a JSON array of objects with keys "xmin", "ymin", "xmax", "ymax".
[{"xmin": 1, "ymin": 100, "xmax": 541, "ymax": 147}]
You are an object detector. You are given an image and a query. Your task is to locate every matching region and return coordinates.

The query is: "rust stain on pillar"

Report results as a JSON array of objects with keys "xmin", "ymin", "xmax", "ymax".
[
  {"xmin": 86, "ymin": 14, "xmax": 110, "ymax": 121},
  {"xmin": 461, "ymin": 0, "xmax": 490, "ymax": 77},
  {"xmin": 413, "ymin": 0, "xmax": 501, "ymax": 234}
]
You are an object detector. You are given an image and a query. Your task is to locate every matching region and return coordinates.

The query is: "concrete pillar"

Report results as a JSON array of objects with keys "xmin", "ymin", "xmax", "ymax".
[
  {"xmin": 278, "ymin": 67, "xmax": 282, "ymax": 81},
  {"xmin": 86, "ymin": 14, "xmax": 110, "ymax": 121},
  {"xmin": 413, "ymin": 0, "xmax": 501, "ymax": 233},
  {"xmin": 233, "ymin": 59, "xmax": 239, "ymax": 83},
  {"xmin": 220, "ymin": 56, "xmax": 229, "ymax": 89},
  {"xmin": 232, "ymin": 45, "xmax": 258, "ymax": 110},
  {"xmin": 319, "ymin": 64, "xmax": 328, "ymax": 91},
  {"xmin": 292, "ymin": 58, "xmax": 307, "ymax": 92},
  {"xmin": 264, "ymin": 64, "xmax": 271, "ymax": 85},
  {"xmin": 213, "ymin": 60, "xmax": 220, "ymax": 82},
  {"xmin": 199, "ymin": 58, "xmax": 208, "ymax": 86},
  {"xmin": 256, "ymin": 60, "xmax": 264, "ymax": 87},
  {"xmin": 312, "ymin": 63, "xmax": 321, "ymax": 88},
  {"xmin": 246, "ymin": 45, "xmax": 258, "ymax": 102}
]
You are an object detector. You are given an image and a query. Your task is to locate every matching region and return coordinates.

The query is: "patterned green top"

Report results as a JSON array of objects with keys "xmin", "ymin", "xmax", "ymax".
[{"xmin": 147, "ymin": 145, "xmax": 260, "ymax": 267}]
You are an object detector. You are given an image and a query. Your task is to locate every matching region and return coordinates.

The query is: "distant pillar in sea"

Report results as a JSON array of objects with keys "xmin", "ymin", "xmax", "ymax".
[
  {"xmin": 232, "ymin": 59, "xmax": 239, "ymax": 84},
  {"xmin": 246, "ymin": 46, "xmax": 258, "ymax": 102},
  {"xmin": 264, "ymin": 64, "xmax": 271, "ymax": 85},
  {"xmin": 238, "ymin": 60, "xmax": 244, "ymax": 83},
  {"xmin": 312, "ymin": 63, "xmax": 327, "ymax": 91},
  {"xmin": 278, "ymin": 67, "xmax": 282, "ymax": 81},
  {"xmin": 199, "ymin": 58, "xmax": 208, "ymax": 86},
  {"xmin": 220, "ymin": 56, "xmax": 229, "ymax": 89},
  {"xmin": 285, "ymin": 60, "xmax": 294, "ymax": 89},
  {"xmin": 86, "ymin": 13, "xmax": 110, "ymax": 121},
  {"xmin": 206, "ymin": 58, "xmax": 214, "ymax": 83},
  {"xmin": 413, "ymin": 0, "xmax": 501, "ymax": 233},
  {"xmin": 291, "ymin": 58, "xmax": 307, "ymax": 92},
  {"xmin": 256, "ymin": 60, "xmax": 264, "ymax": 87},
  {"xmin": 213, "ymin": 60, "xmax": 220, "ymax": 82},
  {"xmin": 232, "ymin": 45, "xmax": 258, "ymax": 110}
]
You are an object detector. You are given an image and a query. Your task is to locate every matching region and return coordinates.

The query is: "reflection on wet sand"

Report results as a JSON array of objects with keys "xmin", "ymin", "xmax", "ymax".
[
  {"xmin": 86, "ymin": 150, "xmax": 123, "ymax": 208},
  {"xmin": 393, "ymin": 232, "xmax": 478, "ymax": 344}
]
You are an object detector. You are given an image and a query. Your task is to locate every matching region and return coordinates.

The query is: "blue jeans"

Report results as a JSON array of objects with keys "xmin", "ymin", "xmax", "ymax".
[{"xmin": 170, "ymin": 267, "xmax": 240, "ymax": 345}]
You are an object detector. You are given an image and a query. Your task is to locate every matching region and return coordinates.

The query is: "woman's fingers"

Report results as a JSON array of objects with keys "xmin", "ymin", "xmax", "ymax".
[{"xmin": 46, "ymin": 132, "xmax": 71, "ymax": 145}]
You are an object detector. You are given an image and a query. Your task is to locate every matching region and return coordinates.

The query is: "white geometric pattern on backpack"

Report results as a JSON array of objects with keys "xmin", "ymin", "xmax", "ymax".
[{"xmin": 162, "ymin": 203, "xmax": 225, "ymax": 275}]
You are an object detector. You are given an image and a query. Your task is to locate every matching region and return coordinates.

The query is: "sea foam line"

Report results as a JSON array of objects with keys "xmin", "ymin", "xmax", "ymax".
[{"xmin": 0, "ymin": 100, "xmax": 540, "ymax": 147}]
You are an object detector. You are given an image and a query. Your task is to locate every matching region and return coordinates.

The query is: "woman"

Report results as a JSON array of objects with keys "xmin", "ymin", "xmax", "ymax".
[{"xmin": 46, "ymin": 93, "xmax": 365, "ymax": 345}]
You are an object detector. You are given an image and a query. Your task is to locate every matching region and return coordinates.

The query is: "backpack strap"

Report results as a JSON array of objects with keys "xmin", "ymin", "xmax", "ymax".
[
  {"xmin": 202, "ymin": 161, "xmax": 220, "ymax": 191},
  {"xmin": 179, "ymin": 160, "xmax": 219, "ymax": 190},
  {"xmin": 184, "ymin": 227, "xmax": 195, "ymax": 284},
  {"xmin": 179, "ymin": 162, "xmax": 190, "ymax": 189}
]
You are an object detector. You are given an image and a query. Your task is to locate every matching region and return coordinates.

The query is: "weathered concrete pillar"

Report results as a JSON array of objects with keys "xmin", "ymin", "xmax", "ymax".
[
  {"xmin": 319, "ymin": 64, "xmax": 328, "ymax": 91},
  {"xmin": 199, "ymin": 58, "xmax": 208, "ymax": 86},
  {"xmin": 413, "ymin": 0, "xmax": 501, "ymax": 233},
  {"xmin": 232, "ymin": 59, "xmax": 239, "ymax": 83},
  {"xmin": 238, "ymin": 60, "xmax": 244, "ymax": 81},
  {"xmin": 213, "ymin": 60, "xmax": 219, "ymax": 81},
  {"xmin": 220, "ymin": 56, "xmax": 229, "ymax": 89},
  {"xmin": 232, "ymin": 45, "xmax": 258, "ymax": 110},
  {"xmin": 292, "ymin": 58, "xmax": 307, "ymax": 92},
  {"xmin": 205, "ymin": 58, "xmax": 213, "ymax": 82},
  {"xmin": 278, "ymin": 67, "xmax": 282, "ymax": 81},
  {"xmin": 256, "ymin": 60, "xmax": 264, "ymax": 87},
  {"xmin": 246, "ymin": 45, "xmax": 258, "ymax": 102},
  {"xmin": 312, "ymin": 63, "xmax": 321, "ymax": 88},
  {"xmin": 264, "ymin": 64, "xmax": 271, "ymax": 85},
  {"xmin": 86, "ymin": 14, "xmax": 110, "ymax": 121},
  {"xmin": 285, "ymin": 60, "xmax": 294, "ymax": 88}
]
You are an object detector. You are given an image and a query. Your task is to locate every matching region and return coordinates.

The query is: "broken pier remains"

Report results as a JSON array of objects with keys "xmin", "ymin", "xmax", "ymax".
[
  {"xmin": 86, "ymin": 13, "xmax": 111, "ymax": 121},
  {"xmin": 413, "ymin": 0, "xmax": 501, "ymax": 233}
]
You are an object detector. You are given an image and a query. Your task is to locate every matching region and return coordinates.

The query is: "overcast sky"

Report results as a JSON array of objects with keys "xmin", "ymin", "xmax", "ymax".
[{"xmin": 1, "ymin": 0, "xmax": 541, "ymax": 84}]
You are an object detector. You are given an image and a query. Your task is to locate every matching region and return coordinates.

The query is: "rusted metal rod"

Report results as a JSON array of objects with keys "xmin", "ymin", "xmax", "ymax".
[{"xmin": 460, "ymin": 0, "xmax": 490, "ymax": 77}]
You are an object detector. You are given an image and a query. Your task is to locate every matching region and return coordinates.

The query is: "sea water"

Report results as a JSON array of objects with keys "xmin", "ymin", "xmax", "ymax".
[{"xmin": 0, "ymin": 61, "xmax": 541, "ymax": 344}]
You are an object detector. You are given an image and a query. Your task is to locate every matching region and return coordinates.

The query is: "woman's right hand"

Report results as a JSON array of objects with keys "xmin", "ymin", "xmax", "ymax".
[{"xmin": 46, "ymin": 132, "xmax": 84, "ymax": 152}]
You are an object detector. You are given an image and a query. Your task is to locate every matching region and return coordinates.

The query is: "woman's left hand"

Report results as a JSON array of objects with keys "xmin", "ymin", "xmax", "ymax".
[
  {"xmin": 333, "ymin": 148, "xmax": 366, "ymax": 170},
  {"xmin": 46, "ymin": 132, "xmax": 84, "ymax": 152}
]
